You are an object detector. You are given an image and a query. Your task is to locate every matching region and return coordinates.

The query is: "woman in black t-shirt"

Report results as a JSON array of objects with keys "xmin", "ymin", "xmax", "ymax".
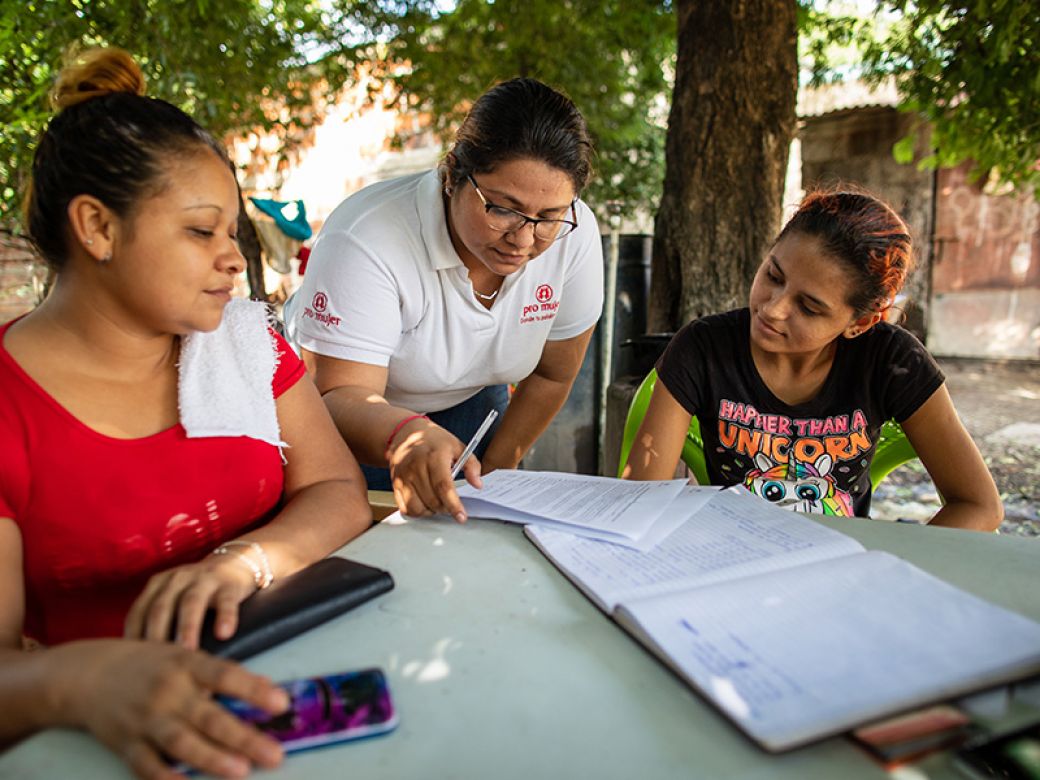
[{"xmin": 624, "ymin": 189, "xmax": 1002, "ymax": 531}]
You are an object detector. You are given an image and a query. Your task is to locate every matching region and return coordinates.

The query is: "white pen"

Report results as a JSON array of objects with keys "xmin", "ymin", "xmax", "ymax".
[{"xmin": 450, "ymin": 409, "xmax": 499, "ymax": 480}]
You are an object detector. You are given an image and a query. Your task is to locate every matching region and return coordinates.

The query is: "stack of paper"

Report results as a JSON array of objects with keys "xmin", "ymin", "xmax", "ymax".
[{"xmin": 457, "ymin": 470, "xmax": 714, "ymax": 551}]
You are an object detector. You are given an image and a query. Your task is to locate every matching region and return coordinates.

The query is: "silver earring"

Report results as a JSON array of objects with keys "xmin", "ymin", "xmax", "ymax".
[
  {"xmin": 100, "ymin": 252, "xmax": 112, "ymax": 264},
  {"xmin": 85, "ymin": 238, "xmax": 94, "ymax": 246}
]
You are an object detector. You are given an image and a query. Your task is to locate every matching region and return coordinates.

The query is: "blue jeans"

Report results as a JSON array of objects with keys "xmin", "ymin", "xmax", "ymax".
[{"xmin": 362, "ymin": 385, "xmax": 510, "ymax": 490}]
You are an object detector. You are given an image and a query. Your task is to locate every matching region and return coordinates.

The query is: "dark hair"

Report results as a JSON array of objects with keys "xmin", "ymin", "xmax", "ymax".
[
  {"xmin": 777, "ymin": 189, "xmax": 913, "ymax": 316},
  {"xmin": 24, "ymin": 47, "xmax": 229, "ymax": 270},
  {"xmin": 440, "ymin": 78, "xmax": 593, "ymax": 194}
]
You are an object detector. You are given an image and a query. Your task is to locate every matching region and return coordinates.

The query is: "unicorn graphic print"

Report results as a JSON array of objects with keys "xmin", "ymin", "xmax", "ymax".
[
  {"xmin": 716, "ymin": 399, "xmax": 873, "ymax": 517},
  {"xmin": 743, "ymin": 451, "xmax": 853, "ymax": 516}
]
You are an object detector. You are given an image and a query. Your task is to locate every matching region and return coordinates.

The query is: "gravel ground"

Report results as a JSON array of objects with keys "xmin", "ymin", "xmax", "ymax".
[{"xmin": 871, "ymin": 357, "xmax": 1040, "ymax": 536}]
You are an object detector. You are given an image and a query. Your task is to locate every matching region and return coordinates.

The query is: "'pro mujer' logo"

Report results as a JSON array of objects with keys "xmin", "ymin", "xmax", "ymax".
[{"xmin": 521, "ymin": 284, "xmax": 560, "ymax": 325}]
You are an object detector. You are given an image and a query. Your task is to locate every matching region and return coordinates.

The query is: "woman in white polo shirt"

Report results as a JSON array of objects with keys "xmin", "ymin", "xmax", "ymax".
[{"xmin": 289, "ymin": 78, "xmax": 604, "ymax": 522}]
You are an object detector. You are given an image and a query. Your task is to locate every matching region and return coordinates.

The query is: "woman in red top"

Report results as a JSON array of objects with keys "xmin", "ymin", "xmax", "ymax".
[{"xmin": 0, "ymin": 48, "xmax": 371, "ymax": 777}]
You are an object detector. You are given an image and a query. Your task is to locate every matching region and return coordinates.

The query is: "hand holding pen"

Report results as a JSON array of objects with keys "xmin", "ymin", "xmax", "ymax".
[
  {"xmin": 440, "ymin": 409, "xmax": 498, "ymax": 523},
  {"xmin": 387, "ymin": 409, "xmax": 499, "ymax": 523},
  {"xmin": 451, "ymin": 409, "xmax": 499, "ymax": 480}
]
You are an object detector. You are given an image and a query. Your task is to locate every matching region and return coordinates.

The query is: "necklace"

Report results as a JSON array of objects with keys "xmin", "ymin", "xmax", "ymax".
[{"xmin": 473, "ymin": 288, "xmax": 499, "ymax": 301}]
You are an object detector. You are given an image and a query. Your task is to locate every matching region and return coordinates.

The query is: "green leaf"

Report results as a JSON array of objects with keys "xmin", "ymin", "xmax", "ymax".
[
  {"xmin": 0, "ymin": 0, "xmax": 365, "ymax": 224},
  {"xmin": 860, "ymin": 0, "xmax": 1040, "ymax": 195},
  {"xmin": 892, "ymin": 133, "xmax": 916, "ymax": 164}
]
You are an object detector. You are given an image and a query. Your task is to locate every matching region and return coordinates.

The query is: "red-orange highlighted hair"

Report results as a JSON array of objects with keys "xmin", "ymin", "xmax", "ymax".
[{"xmin": 777, "ymin": 189, "xmax": 913, "ymax": 316}]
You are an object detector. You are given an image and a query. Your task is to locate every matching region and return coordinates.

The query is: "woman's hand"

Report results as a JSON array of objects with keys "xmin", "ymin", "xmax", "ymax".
[
  {"xmin": 124, "ymin": 553, "xmax": 258, "ymax": 650},
  {"xmin": 387, "ymin": 418, "xmax": 482, "ymax": 522},
  {"xmin": 302, "ymin": 355, "xmax": 486, "ymax": 521},
  {"xmin": 54, "ymin": 639, "xmax": 287, "ymax": 780}
]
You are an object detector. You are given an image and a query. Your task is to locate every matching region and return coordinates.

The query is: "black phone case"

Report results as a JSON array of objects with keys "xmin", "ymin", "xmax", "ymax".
[{"xmin": 193, "ymin": 557, "xmax": 394, "ymax": 661}]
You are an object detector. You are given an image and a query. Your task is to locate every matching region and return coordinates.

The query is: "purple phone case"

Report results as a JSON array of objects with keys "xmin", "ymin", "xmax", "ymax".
[{"xmin": 222, "ymin": 668, "xmax": 398, "ymax": 753}]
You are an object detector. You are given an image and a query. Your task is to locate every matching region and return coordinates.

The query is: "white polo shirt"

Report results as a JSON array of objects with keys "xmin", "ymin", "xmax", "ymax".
[{"xmin": 289, "ymin": 170, "xmax": 604, "ymax": 413}]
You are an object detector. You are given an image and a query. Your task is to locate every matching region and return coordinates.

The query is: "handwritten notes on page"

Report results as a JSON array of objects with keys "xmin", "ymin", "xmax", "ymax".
[
  {"xmin": 457, "ymin": 470, "xmax": 688, "ymax": 548},
  {"xmin": 526, "ymin": 486, "xmax": 864, "ymax": 611},
  {"xmin": 525, "ymin": 484, "xmax": 1040, "ymax": 750},
  {"xmin": 614, "ymin": 550, "xmax": 1040, "ymax": 751}
]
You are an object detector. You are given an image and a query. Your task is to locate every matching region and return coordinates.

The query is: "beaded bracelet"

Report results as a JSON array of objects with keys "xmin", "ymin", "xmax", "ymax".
[
  {"xmin": 385, "ymin": 413, "xmax": 430, "ymax": 458},
  {"xmin": 212, "ymin": 540, "xmax": 274, "ymax": 589}
]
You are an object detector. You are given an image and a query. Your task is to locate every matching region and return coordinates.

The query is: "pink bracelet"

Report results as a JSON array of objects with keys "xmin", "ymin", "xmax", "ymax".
[{"xmin": 385, "ymin": 413, "xmax": 429, "ymax": 456}]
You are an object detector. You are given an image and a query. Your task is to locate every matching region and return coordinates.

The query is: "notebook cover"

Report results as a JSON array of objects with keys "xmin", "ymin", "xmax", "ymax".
[{"xmin": 195, "ymin": 557, "xmax": 394, "ymax": 661}]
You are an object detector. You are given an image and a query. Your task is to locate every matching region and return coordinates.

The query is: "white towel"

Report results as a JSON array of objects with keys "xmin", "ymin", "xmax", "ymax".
[{"xmin": 178, "ymin": 298, "xmax": 286, "ymax": 448}]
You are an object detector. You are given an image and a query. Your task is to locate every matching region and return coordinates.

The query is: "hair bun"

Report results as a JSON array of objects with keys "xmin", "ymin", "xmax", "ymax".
[{"xmin": 51, "ymin": 47, "xmax": 146, "ymax": 111}]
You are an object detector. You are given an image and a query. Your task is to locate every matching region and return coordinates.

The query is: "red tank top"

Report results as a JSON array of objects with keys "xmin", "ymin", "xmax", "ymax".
[{"xmin": 0, "ymin": 319, "xmax": 305, "ymax": 644}]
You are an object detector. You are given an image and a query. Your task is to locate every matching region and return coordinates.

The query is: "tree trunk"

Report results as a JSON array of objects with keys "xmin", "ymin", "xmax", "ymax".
[
  {"xmin": 237, "ymin": 191, "xmax": 267, "ymax": 301},
  {"xmin": 649, "ymin": 0, "xmax": 798, "ymax": 332}
]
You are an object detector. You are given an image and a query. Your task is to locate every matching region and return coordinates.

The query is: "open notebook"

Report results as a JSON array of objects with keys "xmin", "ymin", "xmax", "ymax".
[{"xmin": 526, "ymin": 487, "xmax": 1040, "ymax": 752}]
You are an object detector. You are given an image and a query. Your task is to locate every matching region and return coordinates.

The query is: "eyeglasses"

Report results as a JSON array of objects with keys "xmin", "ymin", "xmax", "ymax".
[{"xmin": 467, "ymin": 175, "xmax": 578, "ymax": 241}]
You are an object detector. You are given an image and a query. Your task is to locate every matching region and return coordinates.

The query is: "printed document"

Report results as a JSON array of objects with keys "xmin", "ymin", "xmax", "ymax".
[{"xmin": 457, "ymin": 470, "xmax": 688, "ymax": 548}]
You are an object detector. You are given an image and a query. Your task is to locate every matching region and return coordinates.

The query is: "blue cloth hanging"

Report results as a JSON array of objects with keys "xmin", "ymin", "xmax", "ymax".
[{"xmin": 249, "ymin": 198, "xmax": 312, "ymax": 241}]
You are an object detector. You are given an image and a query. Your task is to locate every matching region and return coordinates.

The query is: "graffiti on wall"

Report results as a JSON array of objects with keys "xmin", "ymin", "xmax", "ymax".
[{"xmin": 933, "ymin": 164, "xmax": 1040, "ymax": 292}]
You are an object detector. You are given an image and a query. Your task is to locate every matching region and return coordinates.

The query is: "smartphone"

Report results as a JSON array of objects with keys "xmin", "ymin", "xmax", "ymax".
[
  {"xmin": 221, "ymin": 668, "xmax": 398, "ymax": 753},
  {"xmin": 954, "ymin": 722, "xmax": 1040, "ymax": 779}
]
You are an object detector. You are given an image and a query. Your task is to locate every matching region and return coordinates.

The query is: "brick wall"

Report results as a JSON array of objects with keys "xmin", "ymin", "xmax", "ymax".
[{"xmin": 0, "ymin": 234, "xmax": 47, "ymax": 324}]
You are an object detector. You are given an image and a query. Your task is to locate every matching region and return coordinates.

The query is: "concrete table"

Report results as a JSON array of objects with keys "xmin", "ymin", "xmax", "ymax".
[{"xmin": 4, "ymin": 513, "xmax": 1038, "ymax": 779}]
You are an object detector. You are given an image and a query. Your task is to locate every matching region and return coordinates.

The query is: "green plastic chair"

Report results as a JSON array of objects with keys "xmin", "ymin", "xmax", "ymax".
[
  {"xmin": 868, "ymin": 419, "xmax": 920, "ymax": 489},
  {"xmin": 617, "ymin": 368, "xmax": 918, "ymax": 491},
  {"xmin": 617, "ymin": 369, "xmax": 709, "ymax": 484}
]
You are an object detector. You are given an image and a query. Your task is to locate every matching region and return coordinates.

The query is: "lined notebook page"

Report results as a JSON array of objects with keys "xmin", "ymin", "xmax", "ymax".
[
  {"xmin": 526, "ymin": 487, "xmax": 864, "ymax": 611},
  {"xmin": 615, "ymin": 550, "xmax": 1040, "ymax": 751}
]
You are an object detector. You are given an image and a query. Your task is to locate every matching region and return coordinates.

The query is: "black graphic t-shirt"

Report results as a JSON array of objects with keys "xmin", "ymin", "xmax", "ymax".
[{"xmin": 656, "ymin": 308, "xmax": 944, "ymax": 517}]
